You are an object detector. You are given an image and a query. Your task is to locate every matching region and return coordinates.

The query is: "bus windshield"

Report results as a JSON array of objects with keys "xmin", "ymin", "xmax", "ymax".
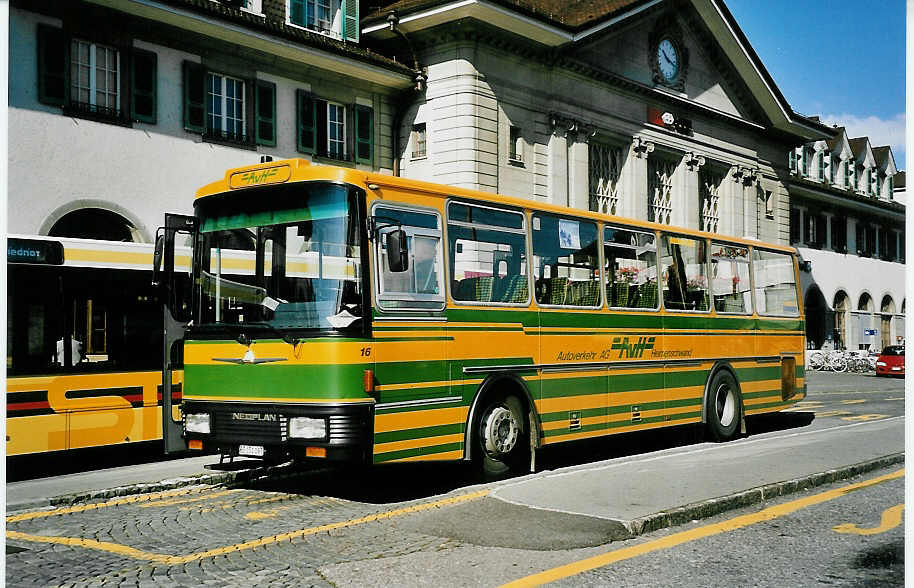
[{"xmin": 194, "ymin": 182, "xmax": 363, "ymax": 335}]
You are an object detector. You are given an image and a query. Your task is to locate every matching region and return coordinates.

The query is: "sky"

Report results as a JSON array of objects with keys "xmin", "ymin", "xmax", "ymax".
[{"xmin": 725, "ymin": 0, "xmax": 906, "ymax": 170}]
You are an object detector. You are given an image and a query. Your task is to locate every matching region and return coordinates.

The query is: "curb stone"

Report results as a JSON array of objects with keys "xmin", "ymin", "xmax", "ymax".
[
  {"xmin": 624, "ymin": 452, "xmax": 905, "ymax": 537},
  {"xmin": 7, "ymin": 461, "xmax": 325, "ymax": 512}
]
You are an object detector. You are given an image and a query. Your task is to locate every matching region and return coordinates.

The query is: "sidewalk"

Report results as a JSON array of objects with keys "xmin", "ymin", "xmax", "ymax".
[{"xmin": 7, "ymin": 415, "xmax": 904, "ymax": 538}]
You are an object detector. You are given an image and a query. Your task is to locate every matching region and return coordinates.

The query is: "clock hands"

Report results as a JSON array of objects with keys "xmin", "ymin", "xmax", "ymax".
[{"xmin": 661, "ymin": 47, "xmax": 676, "ymax": 66}]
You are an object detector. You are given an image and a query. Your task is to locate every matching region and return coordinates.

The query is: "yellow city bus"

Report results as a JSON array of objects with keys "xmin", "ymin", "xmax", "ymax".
[
  {"xmin": 6, "ymin": 235, "xmax": 184, "ymax": 456},
  {"xmin": 157, "ymin": 158, "xmax": 804, "ymax": 475}
]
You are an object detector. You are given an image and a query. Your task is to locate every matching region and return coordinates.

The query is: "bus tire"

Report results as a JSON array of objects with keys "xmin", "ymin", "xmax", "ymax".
[
  {"xmin": 475, "ymin": 393, "xmax": 528, "ymax": 478},
  {"xmin": 705, "ymin": 370, "xmax": 741, "ymax": 442}
]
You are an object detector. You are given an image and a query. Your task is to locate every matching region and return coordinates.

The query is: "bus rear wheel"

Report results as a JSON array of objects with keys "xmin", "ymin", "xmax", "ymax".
[
  {"xmin": 705, "ymin": 370, "xmax": 741, "ymax": 442},
  {"xmin": 475, "ymin": 393, "xmax": 528, "ymax": 478}
]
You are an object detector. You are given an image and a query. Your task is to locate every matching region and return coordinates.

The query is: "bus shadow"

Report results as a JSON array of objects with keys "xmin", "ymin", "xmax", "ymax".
[
  {"xmin": 746, "ymin": 411, "xmax": 816, "ymax": 434},
  {"xmin": 249, "ymin": 413, "xmax": 813, "ymax": 504}
]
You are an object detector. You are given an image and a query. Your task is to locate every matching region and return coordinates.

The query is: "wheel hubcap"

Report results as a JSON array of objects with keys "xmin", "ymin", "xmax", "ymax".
[
  {"xmin": 481, "ymin": 405, "xmax": 519, "ymax": 457},
  {"xmin": 715, "ymin": 384, "xmax": 736, "ymax": 428}
]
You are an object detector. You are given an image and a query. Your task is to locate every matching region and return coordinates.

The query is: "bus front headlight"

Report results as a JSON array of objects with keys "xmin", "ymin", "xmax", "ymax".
[
  {"xmin": 185, "ymin": 413, "xmax": 211, "ymax": 434},
  {"xmin": 289, "ymin": 417, "xmax": 326, "ymax": 439}
]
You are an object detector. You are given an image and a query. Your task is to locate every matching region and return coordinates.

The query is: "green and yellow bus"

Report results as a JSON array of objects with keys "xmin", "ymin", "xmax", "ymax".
[{"xmin": 157, "ymin": 158, "xmax": 804, "ymax": 475}]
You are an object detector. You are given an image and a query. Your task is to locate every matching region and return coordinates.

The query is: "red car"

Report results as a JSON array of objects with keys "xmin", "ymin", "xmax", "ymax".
[{"xmin": 875, "ymin": 346, "xmax": 905, "ymax": 377}]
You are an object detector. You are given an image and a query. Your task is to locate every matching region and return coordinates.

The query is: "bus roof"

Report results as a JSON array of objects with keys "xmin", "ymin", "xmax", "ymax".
[{"xmin": 195, "ymin": 158, "xmax": 797, "ymax": 254}]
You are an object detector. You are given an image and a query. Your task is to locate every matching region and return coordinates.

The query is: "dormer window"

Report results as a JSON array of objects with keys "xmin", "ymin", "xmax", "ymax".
[
  {"xmin": 288, "ymin": 0, "xmax": 357, "ymax": 40},
  {"xmin": 817, "ymin": 152, "xmax": 825, "ymax": 181},
  {"xmin": 845, "ymin": 162, "xmax": 855, "ymax": 190},
  {"xmin": 875, "ymin": 172, "xmax": 882, "ymax": 197},
  {"xmin": 829, "ymin": 156, "xmax": 835, "ymax": 184},
  {"xmin": 800, "ymin": 148, "xmax": 808, "ymax": 177},
  {"xmin": 789, "ymin": 150, "xmax": 797, "ymax": 174}
]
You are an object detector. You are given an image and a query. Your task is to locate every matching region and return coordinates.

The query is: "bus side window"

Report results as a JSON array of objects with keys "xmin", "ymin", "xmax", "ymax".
[
  {"xmin": 604, "ymin": 226, "xmax": 658, "ymax": 310},
  {"xmin": 532, "ymin": 213, "xmax": 599, "ymax": 307},
  {"xmin": 447, "ymin": 202, "xmax": 528, "ymax": 305},
  {"xmin": 374, "ymin": 205, "xmax": 444, "ymax": 311},
  {"xmin": 752, "ymin": 249, "xmax": 800, "ymax": 316}
]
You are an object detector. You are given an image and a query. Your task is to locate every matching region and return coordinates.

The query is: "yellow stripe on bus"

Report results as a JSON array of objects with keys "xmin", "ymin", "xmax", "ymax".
[
  {"xmin": 373, "ymin": 433, "xmax": 464, "ymax": 454},
  {"xmin": 374, "ymin": 406, "xmax": 469, "ymax": 434}
]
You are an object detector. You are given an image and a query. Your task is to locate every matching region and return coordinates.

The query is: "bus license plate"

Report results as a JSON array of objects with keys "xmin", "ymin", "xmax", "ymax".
[{"xmin": 238, "ymin": 444, "xmax": 265, "ymax": 457}]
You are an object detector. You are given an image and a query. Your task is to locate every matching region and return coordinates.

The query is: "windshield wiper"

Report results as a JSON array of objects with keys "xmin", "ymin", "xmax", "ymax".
[{"xmin": 233, "ymin": 321, "xmax": 302, "ymax": 346}]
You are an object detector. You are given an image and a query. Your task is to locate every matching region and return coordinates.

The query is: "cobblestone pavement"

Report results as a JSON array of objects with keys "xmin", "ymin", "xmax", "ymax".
[{"xmin": 6, "ymin": 482, "xmax": 476, "ymax": 587}]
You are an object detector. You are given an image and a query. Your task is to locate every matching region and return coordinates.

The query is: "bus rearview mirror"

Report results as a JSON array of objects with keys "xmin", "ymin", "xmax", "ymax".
[
  {"xmin": 386, "ymin": 230, "xmax": 409, "ymax": 272},
  {"xmin": 152, "ymin": 234, "xmax": 164, "ymax": 286}
]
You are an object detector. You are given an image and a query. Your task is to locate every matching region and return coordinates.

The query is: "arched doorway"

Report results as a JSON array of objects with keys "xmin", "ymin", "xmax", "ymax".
[
  {"xmin": 856, "ymin": 293, "xmax": 874, "ymax": 350},
  {"xmin": 833, "ymin": 291, "xmax": 849, "ymax": 350},
  {"xmin": 880, "ymin": 295, "xmax": 896, "ymax": 350},
  {"xmin": 804, "ymin": 287, "xmax": 827, "ymax": 349},
  {"xmin": 48, "ymin": 208, "xmax": 137, "ymax": 242}
]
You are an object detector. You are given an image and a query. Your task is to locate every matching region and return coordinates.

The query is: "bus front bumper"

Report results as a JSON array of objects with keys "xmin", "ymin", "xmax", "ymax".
[{"xmin": 182, "ymin": 400, "xmax": 374, "ymax": 463}]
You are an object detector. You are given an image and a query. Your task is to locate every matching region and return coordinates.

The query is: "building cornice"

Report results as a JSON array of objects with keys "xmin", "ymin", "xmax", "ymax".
[
  {"xmin": 788, "ymin": 176, "xmax": 904, "ymax": 219},
  {"xmin": 83, "ymin": 0, "xmax": 416, "ymax": 88}
]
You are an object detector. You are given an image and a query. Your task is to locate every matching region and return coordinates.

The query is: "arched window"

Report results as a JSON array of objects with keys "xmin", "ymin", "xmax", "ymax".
[
  {"xmin": 49, "ymin": 208, "xmax": 137, "ymax": 242},
  {"xmin": 857, "ymin": 292, "xmax": 873, "ymax": 312}
]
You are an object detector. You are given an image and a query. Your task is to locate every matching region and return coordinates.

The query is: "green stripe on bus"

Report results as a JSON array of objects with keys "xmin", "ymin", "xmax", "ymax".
[
  {"xmin": 541, "ymin": 375, "xmax": 605, "ymax": 398},
  {"xmin": 542, "ymin": 410, "xmax": 703, "ymax": 437},
  {"xmin": 374, "ymin": 422, "xmax": 464, "ymax": 444},
  {"xmin": 375, "ymin": 360, "xmax": 449, "ymax": 386},
  {"xmin": 184, "ymin": 364, "xmax": 366, "ymax": 400},
  {"xmin": 378, "ymin": 385, "xmax": 453, "ymax": 405},
  {"xmin": 373, "ymin": 441, "xmax": 464, "ymax": 463}
]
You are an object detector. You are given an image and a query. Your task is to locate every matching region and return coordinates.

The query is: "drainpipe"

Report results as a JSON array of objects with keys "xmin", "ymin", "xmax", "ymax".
[{"xmin": 387, "ymin": 11, "xmax": 426, "ymax": 177}]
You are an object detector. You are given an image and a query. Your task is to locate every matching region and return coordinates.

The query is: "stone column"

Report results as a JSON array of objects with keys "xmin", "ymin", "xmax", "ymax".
[
  {"xmin": 682, "ymin": 152, "xmax": 705, "ymax": 231},
  {"xmin": 629, "ymin": 137, "xmax": 653, "ymax": 222},
  {"xmin": 547, "ymin": 127, "xmax": 569, "ymax": 207}
]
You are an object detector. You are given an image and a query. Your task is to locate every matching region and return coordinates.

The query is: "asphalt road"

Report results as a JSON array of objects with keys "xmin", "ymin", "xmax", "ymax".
[{"xmin": 5, "ymin": 371, "xmax": 905, "ymax": 586}]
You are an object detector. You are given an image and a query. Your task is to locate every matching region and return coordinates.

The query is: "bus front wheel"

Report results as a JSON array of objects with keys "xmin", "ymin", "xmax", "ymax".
[
  {"xmin": 705, "ymin": 370, "xmax": 741, "ymax": 442},
  {"xmin": 475, "ymin": 393, "xmax": 528, "ymax": 478}
]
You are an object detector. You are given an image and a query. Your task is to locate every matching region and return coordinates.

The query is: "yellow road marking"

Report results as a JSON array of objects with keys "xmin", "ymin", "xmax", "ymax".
[
  {"xmin": 138, "ymin": 490, "xmax": 236, "ymax": 508},
  {"xmin": 841, "ymin": 414, "xmax": 888, "ymax": 422},
  {"xmin": 815, "ymin": 410, "xmax": 853, "ymax": 418},
  {"xmin": 501, "ymin": 469, "xmax": 904, "ymax": 588},
  {"xmin": 7, "ymin": 490, "xmax": 490, "ymax": 563},
  {"xmin": 6, "ymin": 488, "xmax": 203, "ymax": 523},
  {"xmin": 841, "ymin": 399, "xmax": 867, "ymax": 405},
  {"xmin": 833, "ymin": 504, "xmax": 904, "ymax": 536}
]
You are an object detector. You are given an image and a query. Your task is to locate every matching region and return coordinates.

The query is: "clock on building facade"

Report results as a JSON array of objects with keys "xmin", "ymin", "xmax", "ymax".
[{"xmin": 649, "ymin": 21, "xmax": 689, "ymax": 91}]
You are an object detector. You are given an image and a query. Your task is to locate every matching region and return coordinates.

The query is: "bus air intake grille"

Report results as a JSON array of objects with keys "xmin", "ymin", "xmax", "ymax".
[
  {"xmin": 328, "ymin": 414, "xmax": 370, "ymax": 445},
  {"xmin": 211, "ymin": 412, "xmax": 287, "ymax": 445}
]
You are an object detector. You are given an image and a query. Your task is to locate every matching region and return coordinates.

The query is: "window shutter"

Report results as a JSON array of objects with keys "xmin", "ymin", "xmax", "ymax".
[
  {"xmin": 354, "ymin": 104, "xmax": 373, "ymax": 165},
  {"xmin": 316, "ymin": 99, "xmax": 328, "ymax": 157},
  {"xmin": 37, "ymin": 25, "xmax": 67, "ymax": 106},
  {"xmin": 255, "ymin": 80, "xmax": 276, "ymax": 147},
  {"xmin": 130, "ymin": 49, "xmax": 157, "ymax": 124},
  {"xmin": 815, "ymin": 215, "xmax": 827, "ymax": 248},
  {"xmin": 290, "ymin": 0, "xmax": 305, "ymax": 26},
  {"xmin": 342, "ymin": 0, "xmax": 359, "ymax": 42},
  {"xmin": 296, "ymin": 90, "xmax": 316, "ymax": 154},
  {"xmin": 182, "ymin": 61, "xmax": 205, "ymax": 133}
]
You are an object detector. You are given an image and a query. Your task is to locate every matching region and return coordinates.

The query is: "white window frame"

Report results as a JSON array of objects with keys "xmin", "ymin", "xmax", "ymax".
[
  {"xmin": 207, "ymin": 73, "xmax": 246, "ymax": 139},
  {"xmin": 287, "ymin": 0, "xmax": 342, "ymax": 37},
  {"xmin": 412, "ymin": 123, "xmax": 427, "ymax": 159},
  {"xmin": 327, "ymin": 101, "xmax": 346, "ymax": 159},
  {"xmin": 70, "ymin": 39, "xmax": 120, "ymax": 112}
]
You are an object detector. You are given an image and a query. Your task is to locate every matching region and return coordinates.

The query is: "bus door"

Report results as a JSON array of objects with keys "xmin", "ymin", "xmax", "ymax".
[
  {"xmin": 154, "ymin": 213, "xmax": 197, "ymax": 453},
  {"xmin": 370, "ymin": 204, "xmax": 449, "ymax": 460}
]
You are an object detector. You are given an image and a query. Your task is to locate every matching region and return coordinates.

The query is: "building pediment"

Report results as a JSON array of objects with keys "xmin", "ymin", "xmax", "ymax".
[{"xmin": 363, "ymin": 0, "xmax": 829, "ymax": 141}]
